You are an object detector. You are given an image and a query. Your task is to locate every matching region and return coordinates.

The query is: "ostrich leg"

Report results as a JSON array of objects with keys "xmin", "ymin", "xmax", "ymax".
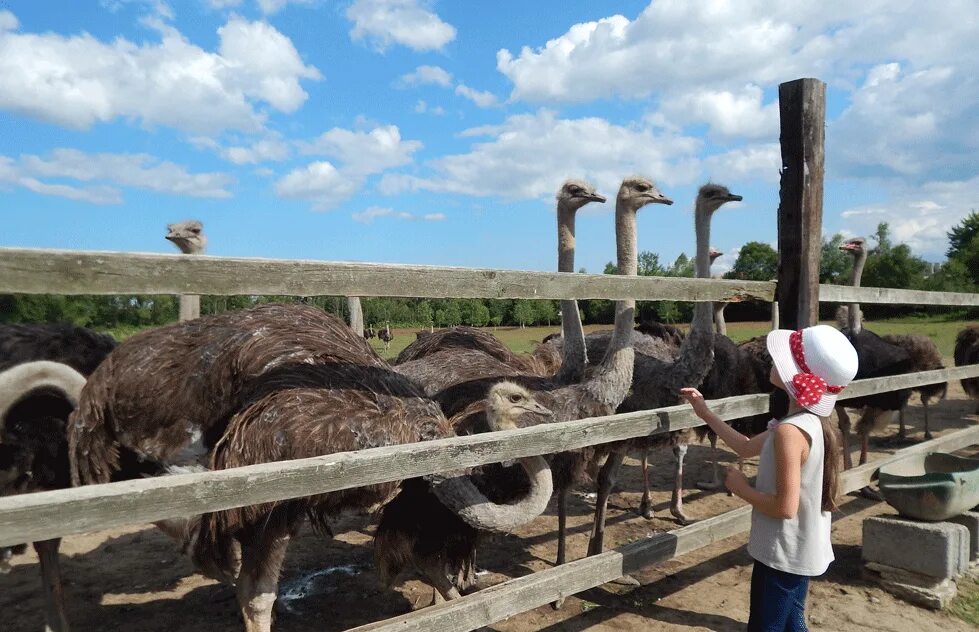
[
  {"xmin": 638, "ymin": 447, "xmax": 654, "ymax": 519},
  {"xmin": 923, "ymin": 400, "xmax": 933, "ymax": 440},
  {"xmin": 587, "ymin": 451, "xmax": 625, "ymax": 557},
  {"xmin": 695, "ymin": 432, "xmax": 723, "ymax": 490},
  {"xmin": 896, "ymin": 406, "xmax": 907, "ymax": 440},
  {"xmin": 35, "ymin": 539, "xmax": 68, "ymax": 632},
  {"xmin": 237, "ymin": 529, "xmax": 290, "ymax": 632},
  {"xmin": 836, "ymin": 406, "xmax": 853, "ymax": 470},
  {"xmin": 551, "ymin": 486, "xmax": 569, "ymax": 610},
  {"xmin": 670, "ymin": 443, "xmax": 691, "ymax": 525}
]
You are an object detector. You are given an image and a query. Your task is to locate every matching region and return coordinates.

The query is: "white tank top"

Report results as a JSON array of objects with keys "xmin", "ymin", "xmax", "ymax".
[{"xmin": 747, "ymin": 412, "xmax": 834, "ymax": 576}]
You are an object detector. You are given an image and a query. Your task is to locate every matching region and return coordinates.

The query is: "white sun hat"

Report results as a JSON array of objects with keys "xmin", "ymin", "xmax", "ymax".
[{"xmin": 766, "ymin": 325, "xmax": 859, "ymax": 417}]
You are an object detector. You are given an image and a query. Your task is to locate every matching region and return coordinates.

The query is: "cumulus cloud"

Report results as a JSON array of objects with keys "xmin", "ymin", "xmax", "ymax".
[
  {"xmin": 347, "ymin": 0, "xmax": 456, "ymax": 51},
  {"xmin": 0, "ymin": 149, "xmax": 233, "ymax": 204},
  {"xmin": 660, "ymin": 85, "xmax": 778, "ymax": 140},
  {"xmin": 206, "ymin": 0, "xmax": 242, "ymax": 8},
  {"xmin": 837, "ymin": 175, "xmax": 979, "ymax": 259},
  {"xmin": 275, "ymin": 161, "xmax": 360, "ymax": 210},
  {"xmin": 0, "ymin": 9, "xmax": 19, "ymax": 31},
  {"xmin": 454, "ymin": 84, "xmax": 499, "ymax": 108},
  {"xmin": 352, "ymin": 206, "xmax": 446, "ymax": 223},
  {"xmin": 702, "ymin": 144, "xmax": 781, "ymax": 183},
  {"xmin": 256, "ymin": 0, "xmax": 313, "ymax": 14},
  {"xmin": 379, "ymin": 109, "xmax": 701, "ymax": 200},
  {"xmin": 297, "ymin": 124, "xmax": 422, "ymax": 176},
  {"xmin": 399, "ymin": 64, "xmax": 453, "ymax": 87},
  {"xmin": 0, "ymin": 12, "xmax": 321, "ymax": 133}
]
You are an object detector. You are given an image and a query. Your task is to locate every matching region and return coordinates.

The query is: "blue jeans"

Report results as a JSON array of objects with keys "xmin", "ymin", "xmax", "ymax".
[{"xmin": 748, "ymin": 560, "xmax": 810, "ymax": 631}]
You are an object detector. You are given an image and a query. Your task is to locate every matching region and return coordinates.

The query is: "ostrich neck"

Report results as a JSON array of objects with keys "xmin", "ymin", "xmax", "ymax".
[
  {"xmin": 848, "ymin": 251, "xmax": 866, "ymax": 333},
  {"xmin": 584, "ymin": 195, "xmax": 636, "ymax": 408},
  {"xmin": 556, "ymin": 202, "xmax": 587, "ymax": 382},
  {"xmin": 663, "ymin": 196, "xmax": 715, "ymax": 393}
]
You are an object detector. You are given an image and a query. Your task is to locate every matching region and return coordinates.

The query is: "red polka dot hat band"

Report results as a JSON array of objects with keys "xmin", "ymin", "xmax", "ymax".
[{"xmin": 788, "ymin": 329, "xmax": 844, "ymax": 408}]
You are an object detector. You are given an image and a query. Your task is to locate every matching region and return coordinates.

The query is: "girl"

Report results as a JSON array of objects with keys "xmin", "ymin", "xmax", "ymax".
[{"xmin": 680, "ymin": 325, "xmax": 858, "ymax": 631}]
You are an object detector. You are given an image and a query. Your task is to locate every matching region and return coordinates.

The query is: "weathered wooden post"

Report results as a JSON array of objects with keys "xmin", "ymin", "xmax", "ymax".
[
  {"xmin": 347, "ymin": 296, "xmax": 365, "ymax": 337},
  {"xmin": 776, "ymin": 78, "xmax": 826, "ymax": 331},
  {"xmin": 165, "ymin": 220, "xmax": 205, "ymax": 321}
]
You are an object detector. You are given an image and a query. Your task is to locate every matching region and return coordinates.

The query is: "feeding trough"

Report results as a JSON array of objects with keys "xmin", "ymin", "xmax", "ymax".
[{"xmin": 877, "ymin": 453, "xmax": 979, "ymax": 521}]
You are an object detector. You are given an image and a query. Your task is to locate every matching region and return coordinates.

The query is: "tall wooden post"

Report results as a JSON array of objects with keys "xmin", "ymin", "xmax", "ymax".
[
  {"xmin": 347, "ymin": 296, "xmax": 365, "ymax": 337},
  {"xmin": 776, "ymin": 78, "xmax": 825, "ymax": 331}
]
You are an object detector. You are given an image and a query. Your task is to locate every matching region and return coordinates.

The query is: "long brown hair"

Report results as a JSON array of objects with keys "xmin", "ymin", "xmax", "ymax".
[{"xmin": 820, "ymin": 416, "xmax": 843, "ymax": 512}]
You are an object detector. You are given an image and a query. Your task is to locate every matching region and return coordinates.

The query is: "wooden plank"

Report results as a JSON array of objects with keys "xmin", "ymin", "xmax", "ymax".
[
  {"xmin": 0, "ymin": 248, "xmax": 775, "ymax": 302},
  {"xmin": 839, "ymin": 365, "xmax": 979, "ymax": 400},
  {"xmin": 1, "ymin": 365, "xmax": 978, "ymax": 547},
  {"xmin": 776, "ymin": 78, "xmax": 826, "ymax": 329},
  {"xmin": 819, "ymin": 284, "xmax": 979, "ymax": 307},
  {"xmin": 348, "ymin": 424, "xmax": 979, "ymax": 632},
  {"xmin": 0, "ymin": 394, "xmax": 772, "ymax": 547}
]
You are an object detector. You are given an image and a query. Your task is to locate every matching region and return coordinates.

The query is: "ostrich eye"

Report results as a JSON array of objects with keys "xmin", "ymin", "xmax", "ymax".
[
  {"xmin": 508, "ymin": 394, "xmax": 521, "ymax": 403},
  {"xmin": 190, "ymin": 228, "xmax": 201, "ymax": 234},
  {"xmin": 569, "ymin": 186, "xmax": 582, "ymax": 195},
  {"xmin": 635, "ymin": 184, "xmax": 649, "ymax": 192}
]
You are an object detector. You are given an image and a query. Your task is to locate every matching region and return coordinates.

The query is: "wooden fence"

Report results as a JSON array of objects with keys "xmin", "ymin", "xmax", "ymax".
[{"xmin": 0, "ymin": 76, "xmax": 977, "ymax": 630}]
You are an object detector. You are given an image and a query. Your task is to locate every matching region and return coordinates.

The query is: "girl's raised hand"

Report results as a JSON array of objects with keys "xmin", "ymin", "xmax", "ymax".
[
  {"xmin": 725, "ymin": 465, "xmax": 749, "ymax": 496},
  {"xmin": 679, "ymin": 387, "xmax": 710, "ymax": 418}
]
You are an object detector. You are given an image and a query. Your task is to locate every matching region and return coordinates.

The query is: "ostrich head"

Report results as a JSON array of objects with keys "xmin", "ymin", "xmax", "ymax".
[
  {"xmin": 697, "ymin": 183, "xmax": 742, "ymax": 215},
  {"xmin": 618, "ymin": 176, "xmax": 673, "ymax": 211},
  {"xmin": 485, "ymin": 382, "xmax": 552, "ymax": 431},
  {"xmin": 709, "ymin": 247, "xmax": 723, "ymax": 264},
  {"xmin": 556, "ymin": 179, "xmax": 606, "ymax": 210},
  {"xmin": 839, "ymin": 236, "xmax": 867, "ymax": 256},
  {"xmin": 166, "ymin": 220, "xmax": 207, "ymax": 255}
]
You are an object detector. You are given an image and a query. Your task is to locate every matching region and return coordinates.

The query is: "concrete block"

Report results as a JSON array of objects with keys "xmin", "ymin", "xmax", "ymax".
[
  {"xmin": 862, "ymin": 516, "xmax": 970, "ymax": 579},
  {"xmin": 947, "ymin": 511, "xmax": 979, "ymax": 562},
  {"xmin": 863, "ymin": 562, "xmax": 958, "ymax": 609}
]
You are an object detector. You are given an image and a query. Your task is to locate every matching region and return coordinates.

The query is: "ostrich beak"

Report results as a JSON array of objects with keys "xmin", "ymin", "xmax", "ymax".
[
  {"xmin": 583, "ymin": 192, "xmax": 607, "ymax": 203},
  {"xmin": 523, "ymin": 401, "xmax": 553, "ymax": 418},
  {"xmin": 723, "ymin": 193, "xmax": 743, "ymax": 202},
  {"xmin": 649, "ymin": 192, "xmax": 674, "ymax": 205}
]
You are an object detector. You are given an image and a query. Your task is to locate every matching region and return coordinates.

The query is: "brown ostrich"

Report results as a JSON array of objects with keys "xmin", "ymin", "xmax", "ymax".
[
  {"xmin": 394, "ymin": 179, "xmax": 606, "ymax": 382},
  {"xmin": 954, "ymin": 325, "xmax": 979, "ymax": 413},
  {"xmin": 166, "ymin": 220, "xmax": 207, "ymax": 321},
  {"xmin": 377, "ymin": 322, "xmax": 394, "ymax": 351},
  {"xmin": 881, "ymin": 333, "xmax": 947, "ymax": 439},
  {"xmin": 66, "ymin": 304, "xmax": 551, "ymax": 631},
  {"xmin": 836, "ymin": 237, "xmax": 914, "ymax": 469},
  {"xmin": 399, "ymin": 177, "xmax": 669, "ymax": 581},
  {"xmin": 0, "ymin": 323, "xmax": 117, "ymax": 632}
]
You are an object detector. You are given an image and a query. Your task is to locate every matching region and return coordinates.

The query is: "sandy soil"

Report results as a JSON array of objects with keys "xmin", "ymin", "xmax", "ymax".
[{"xmin": 2, "ymin": 381, "xmax": 977, "ymax": 632}]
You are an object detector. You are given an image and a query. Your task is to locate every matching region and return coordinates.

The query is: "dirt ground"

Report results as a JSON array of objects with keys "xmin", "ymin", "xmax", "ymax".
[{"xmin": 2, "ymin": 381, "xmax": 978, "ymax": 631}]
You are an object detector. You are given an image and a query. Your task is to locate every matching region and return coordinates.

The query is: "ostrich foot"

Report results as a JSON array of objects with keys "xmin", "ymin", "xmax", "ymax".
[
  {"xmin": 670, "ymin": 505, "xmax": 691, "ymax": 526},
  {"xmin": 923, "ymin": 431, "xmax": 934, "ymax": 441},
  {"xmin": 695, "ymin": 479, "xmax": 724, "ymax": 491},
  {"xmin": 637, "ymin": 497, "xmax": 655, "ymax": 520},
  {"xmin": 551, "ymin": 596, "xmax": 566, "ymax": 610},
  {"xmin": 856, "ymin": 486, "xmax": 883, "ymax": 501}
]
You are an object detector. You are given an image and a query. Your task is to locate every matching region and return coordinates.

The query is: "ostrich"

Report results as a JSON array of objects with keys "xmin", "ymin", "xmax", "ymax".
[
  {"xmin": 0, "ymin": 323, "xmax": 117, "ymax": 632},
  {"xmin": 378, "ymin": 322, "xmax": 394, "ymax": 351},
  {"xmin": 193, "ymin": 378, "xmax": 552, "ymax": 630},
  {"xmin": 708, "ymin": 248, "xmax": 729, "ymax": 335},
  {"xmin": 347, "ymin": 297, "xmax": 365, "ymax": 337},
  {"xmin": 836, "ymin": 237, "xmax": 914, "ymax": 469},
  {"xmin": 66, "ymin": 304, "xmax": 552, "ymax": 631},
  {"xmin": 881, "ymin": 333, "xmax": 946, "ymax": 440},
  {"xmin": 955, "ymin": 325, "xmax": 979, "ymax": 413},
  {"xmin": 166, "ymin": 220, "xmax": 206, "ymax": 322},
  {"xmin": 403, "ymin": 177, "xmax": 670, "ymax": 579},
  {"xmin": 394, "ymin": 179, "xmax": 606, "ymax": 381},
  {"xmin": 365, "ymin": 324, "xmax": 378, "ymax": 340}
]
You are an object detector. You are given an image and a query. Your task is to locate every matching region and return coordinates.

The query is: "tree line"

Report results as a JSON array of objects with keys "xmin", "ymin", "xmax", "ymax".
[{"xmin": 3, "ymin": 213, "xmax": 977, "ymax": 332}]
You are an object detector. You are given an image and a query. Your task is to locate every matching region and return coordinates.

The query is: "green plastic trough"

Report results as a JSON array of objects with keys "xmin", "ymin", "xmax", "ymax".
[{"xmin": 877, "ymin": 453, "xmax": 979, "ymax": 522}]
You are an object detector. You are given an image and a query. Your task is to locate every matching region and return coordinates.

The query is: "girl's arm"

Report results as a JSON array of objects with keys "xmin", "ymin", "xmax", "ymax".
[
  {"xmin": 679, "ymin": 388, "xmax": 768, "ymax": 458},
  {"xmin": 728, "ymin": 423, "xmax": 807, "ymax": 519}
]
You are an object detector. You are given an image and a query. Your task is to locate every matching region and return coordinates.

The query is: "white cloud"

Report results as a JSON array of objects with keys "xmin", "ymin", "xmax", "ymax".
[
  {"xmin": 414, "ymin": 100, "xmax": 445, "ymax": 115},
  {"xmin": 347, "ymin": 0, "xmax": 456, "ymax": 51},
  {"xmin": 352, "ymin": 206, "xmax": 447, "ymax": 223},
  {"xmin": 275, "ymin": 161, "xmax": 359, "ymax": 210},
  {"xmin": 0, "ymin": 10, "xmax": 19, "ymax": 31},
  {"xmin": 0, "ymin": 12, "xmax": 321, "ymax": 133},
  {"xmin": 0, "ymin": 149, "xmax": 233, "ymax": 204},
  {"xmin": 660, "ymin": 85, "xmax": 778, "ymax": 140},
  {"xmin": 399, "ymin": 64, "xmax": 452, "ymax": 87},
  {"xmin": 193, "ymin": 133, "xmax": 290, "ymax": 165},
  {"xmin": 207, "ymin": 0, "xmax": 242, "ymax": 8},
  {"xmin": 379, "ymin": 109, "xmax": 701, "ymax": 200},
  {"xmin": 703, "ymin": 144, "xmax": 781, "ymax": 183},
  {"xmin": 257, "ymin": 0, "xmax": 314, "ymax": 15},
  {"xmin": 298, "ymin": 125, "xmax": 422, "ymax": 176},
  {"xmin": 454, "ymin": 84, "xmax": 499, "ymax": 108},
  {"xmin": 837, "ymin": 175, "xmax": 979, "ymax": 259}
]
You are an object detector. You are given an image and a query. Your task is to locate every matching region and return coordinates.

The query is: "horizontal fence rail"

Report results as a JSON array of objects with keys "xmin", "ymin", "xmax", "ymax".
[
  {"xmin": 348, "ymin": 424, "xmax": 979, "ymax": 632},
  {"xmin": 0, "ymin": 248, "xmax": 775, "ymax": 303},
  {"xmin": 0, "ymin": 365, "xmax": 976, "ymax": 548},
  {"xmin": 819, "ymin": 284, "xmax": 979, "ymax": 307}
]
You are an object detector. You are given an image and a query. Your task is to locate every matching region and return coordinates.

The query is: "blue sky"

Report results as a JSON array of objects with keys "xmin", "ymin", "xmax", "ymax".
[{"xmin": 1, "ymin": 0, "xmax": 976, "ymax": 276}]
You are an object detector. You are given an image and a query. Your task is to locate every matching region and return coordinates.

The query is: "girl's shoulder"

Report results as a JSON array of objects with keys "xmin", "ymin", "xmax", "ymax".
[{"xmin": 775, "ymin": 411, "xmax": 822, "ymax": 438}]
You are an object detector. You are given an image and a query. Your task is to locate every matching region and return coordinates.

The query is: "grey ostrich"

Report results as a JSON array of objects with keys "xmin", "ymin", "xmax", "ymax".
[
  {"xmin": 165, "ymin": 220, "xmax": 207, "ymax": 321},
  {"xmin": 66, "ymin": 304, "xmax": 553, "ymax": 631},
  {"xmin": 955, "ymin": 325, "xmax": 979, "ymax": 413},
  {"xmin": 585, "ymin": 184, "xmax": 741, "ymax": 552},
  {"xmin": 406, "ymin": 177, "xmax": 670, "ymax": 578},
  {"xmin": 394, "ymin": 179, "xmax": 606, "ymax": 381},
  {"xmin": 0, "ymin": 323, "xmax": 117, "ymax": 632},
  {"xmin": 836, "ymin": 237, "xmax": 914, "ymax": 469}
]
